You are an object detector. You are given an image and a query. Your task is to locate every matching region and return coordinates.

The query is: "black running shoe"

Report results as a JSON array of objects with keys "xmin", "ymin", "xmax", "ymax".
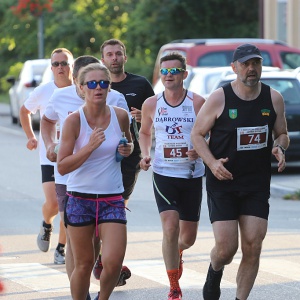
[{"xmin": 203, "ymin": 263, "xmax": 224, "ymax": 300}]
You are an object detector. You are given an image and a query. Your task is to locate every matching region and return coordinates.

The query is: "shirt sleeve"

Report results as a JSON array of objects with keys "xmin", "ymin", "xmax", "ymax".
[
  {"xmin": 143, "ymin": 78, "xmax": 155, "ymax": 99},
  {"xmin": 23, "ymin": 86, "xmax": 41, "ymax": 114},
  {"xmin": 116, "ymin": 93, "xmax": 129, "ymax": 112},
  {"xmin": 43, "ymin": 92, "xmax": 59, "ymax": 121}
]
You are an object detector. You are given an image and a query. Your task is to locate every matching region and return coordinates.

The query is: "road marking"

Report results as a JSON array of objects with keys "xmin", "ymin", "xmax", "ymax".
[
  {"xmin": 0, "ymin": 263, "xmax": 99, "ymax": 293},
  {"xmin": 127, "ymin": 259, "xmax": 235, "ymax": 289},
  {"xmin": 233, "ymin": 258, "xmax": 300, "ymax": 281},
  {"xmin": 0, "ymin": 256, "xmax": 19, "ymax": 261},
  {"xmin": 1, "ymin": 258, "xmax": 299, "ymax": 293}
]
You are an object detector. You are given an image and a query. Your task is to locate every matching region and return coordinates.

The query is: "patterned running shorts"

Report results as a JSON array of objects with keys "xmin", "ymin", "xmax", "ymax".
[{"xmin": 64, "ymin": 194, "xmax": 127, "ymax": 228}]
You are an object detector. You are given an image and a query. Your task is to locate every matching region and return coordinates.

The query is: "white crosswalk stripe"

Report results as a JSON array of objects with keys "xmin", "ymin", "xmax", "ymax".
[
  {"xmin": 233, "ymin": 258, "xmax": 300, "ymax": 282},
  {"xmin": 1, "ymin": 258, "xmax": 300, "ymax": 294},
  {"xmin": 127, "ymin": 259, "xmax": 235, "ymax": 289},
  {"xmin": 0, "ymin": 263, "xmax": 99, "ymax": 293}
]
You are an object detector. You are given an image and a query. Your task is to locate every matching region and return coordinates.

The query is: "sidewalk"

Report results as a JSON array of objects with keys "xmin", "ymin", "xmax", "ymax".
[
  {"xmin": 0, "ymin": 102, "xmax": 298, "ymax": 197},
  {"xmin": 270, "ymin": 173, "xmax": 300, "ymax": 197}
]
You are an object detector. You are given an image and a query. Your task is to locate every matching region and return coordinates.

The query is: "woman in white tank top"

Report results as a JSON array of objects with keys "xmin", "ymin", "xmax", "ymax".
[{"xmin": 57, "ymin": 63, "xmax": 133, "ymax": 300}]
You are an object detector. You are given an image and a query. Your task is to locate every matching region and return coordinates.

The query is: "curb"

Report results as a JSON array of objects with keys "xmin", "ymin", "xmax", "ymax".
[{"xmin": 270, "ymin": 183, "xmax": 297, "ymax": 197}]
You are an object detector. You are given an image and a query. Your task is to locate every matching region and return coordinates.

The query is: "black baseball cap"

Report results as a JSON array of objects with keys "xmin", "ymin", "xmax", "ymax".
[{"xmin": 232, "ymin": 44, "xmax": 263, "ymax": 63}]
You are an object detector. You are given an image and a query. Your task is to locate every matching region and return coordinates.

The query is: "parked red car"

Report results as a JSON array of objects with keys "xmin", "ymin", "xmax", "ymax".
[{"xmin": 152, "ymin": 38, "xmax": 300, "ymax": 86}]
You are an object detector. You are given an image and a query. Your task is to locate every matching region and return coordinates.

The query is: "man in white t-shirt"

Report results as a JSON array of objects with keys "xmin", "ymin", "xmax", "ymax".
[
  {"xmin": 41, "ymin": 55, "xmax": 129, "ymax": 300},
  {"xmin": 19, "ymin": 48, "xmax": 73, "ymax": 264}
]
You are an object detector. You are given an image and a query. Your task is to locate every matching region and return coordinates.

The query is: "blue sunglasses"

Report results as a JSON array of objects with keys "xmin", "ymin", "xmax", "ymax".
[
  {"xmin": 160, "ymin": 67, "xmax": 186, "ymax": 75},
  {"xmin": 84, "ymin": 80, "xmax": 110, "ymax": 89}
]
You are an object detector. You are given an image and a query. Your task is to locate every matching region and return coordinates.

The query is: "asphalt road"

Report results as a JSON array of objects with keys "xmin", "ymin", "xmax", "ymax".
[{"xmin": 0, "ymin": 113, "xmax": 300, "ymax": 300}]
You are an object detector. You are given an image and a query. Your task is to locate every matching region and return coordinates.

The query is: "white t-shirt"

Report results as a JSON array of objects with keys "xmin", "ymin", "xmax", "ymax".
[
  {"xmin": 24, "ymin": 80, "xmax": 57, "ymax": 165},
  {"xmin": 44, "ymin": 84, "xmax": 129, "ymax": 184}
]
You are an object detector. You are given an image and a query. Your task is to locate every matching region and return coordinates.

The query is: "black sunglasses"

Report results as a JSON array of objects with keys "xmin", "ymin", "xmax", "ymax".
[
  {"xmin": 51, "ymin": 61, "xmax": 69, "ymax": 67},
  {"xmin": 84, "ymin": 80, "xmax": 110, "ymax": 89}
]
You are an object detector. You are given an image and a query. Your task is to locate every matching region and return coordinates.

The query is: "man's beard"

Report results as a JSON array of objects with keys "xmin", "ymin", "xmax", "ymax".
[{"xmin": 109, "ymin": 64, "xmax": 122, "ymax": 75}]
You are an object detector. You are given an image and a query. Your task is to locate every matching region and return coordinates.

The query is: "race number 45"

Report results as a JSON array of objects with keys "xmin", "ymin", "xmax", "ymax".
[{"xmin": 163, "ymin": 142, "xmax": 189, "ymax": 163}]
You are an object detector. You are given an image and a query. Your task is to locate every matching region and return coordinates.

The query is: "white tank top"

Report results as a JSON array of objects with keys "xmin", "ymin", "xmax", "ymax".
[
  {"xmin": 153, "ymin": 90, "xmax": 205, "ymax": 179},
  {"xmin": 67, "ymin": 105, "xmax": 124, "ymax": 194}
]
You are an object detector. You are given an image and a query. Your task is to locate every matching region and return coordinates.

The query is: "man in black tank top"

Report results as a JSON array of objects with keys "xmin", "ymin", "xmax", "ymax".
[{"xmin": 191, "ymin": 44, "xmax": 290, "ymax": 300}]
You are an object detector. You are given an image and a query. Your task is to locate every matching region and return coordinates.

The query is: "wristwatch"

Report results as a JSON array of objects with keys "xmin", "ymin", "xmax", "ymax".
[{"xmin": 276, "ymin": 144, "xmax": 286, "ymax": 155}]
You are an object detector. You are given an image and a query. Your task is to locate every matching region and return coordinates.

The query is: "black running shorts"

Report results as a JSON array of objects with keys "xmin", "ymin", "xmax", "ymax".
[
  {"xmin": 41, "ymin": 165, "xmax": 55, "ymax": 183},
  {"xmin": 153, "ymin": 172, "xmax": 202, "ymax": 222},
  {"xmin": 121, "ymin": 152, "xmax": 141, "ymax": 200},
  {"xmin": 207, "ymin": 190, "xmax": 270, "ymax": 223}
]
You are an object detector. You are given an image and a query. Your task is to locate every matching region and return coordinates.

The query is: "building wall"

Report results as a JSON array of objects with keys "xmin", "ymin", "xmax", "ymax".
[
  {"xmin": 287, "ymin": 0, "xmax": 300, "ymax": 48},
  {"xmin": 264, "ymin": 0, "xmax": 300, "ymax": 48}
]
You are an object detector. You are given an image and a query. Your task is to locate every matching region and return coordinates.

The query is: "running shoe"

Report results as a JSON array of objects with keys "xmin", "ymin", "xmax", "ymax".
[
  {"xmin": 168, "ymin": 288, "xmax": 182, "ymax": 300},
  {"xmin": 92, "ymin": 257, "xmax": 103, "ymax": 280},
  {"xmin": 37, "ymin": 222, "xmax": 52, "ymax": 252},
  {"xmin": 116, "ymin": 265, "xmax": 131, "ymax": 287},
  {"xmin": 178, "ymin": 251, "xmax": 183, "ymax": 279},
  {"xmin": 54, "ymin": 248, "xmax": 65, "ymax": 264},
  {"xmin": 203, "ymin": 263, "xmax": 224, "ymax": 300}
]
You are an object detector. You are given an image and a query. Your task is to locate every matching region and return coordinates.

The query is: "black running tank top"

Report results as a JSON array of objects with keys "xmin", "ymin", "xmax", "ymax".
[{"xmin": 206, "ymin": 82, "xmax": 276, "ymax": 192}]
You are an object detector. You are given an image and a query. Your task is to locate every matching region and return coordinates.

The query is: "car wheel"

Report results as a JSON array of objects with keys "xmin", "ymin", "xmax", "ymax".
[
  {"xmin": 8, "ymin": 100, "xmax": 18, "ymax": 124},
  {"xmin": 32, "ymin": 121, "xmax": 40, "ymax": 131},
  {"xmin": 11, "ymin": 115, "xmax": 18, "ymax": 124}
]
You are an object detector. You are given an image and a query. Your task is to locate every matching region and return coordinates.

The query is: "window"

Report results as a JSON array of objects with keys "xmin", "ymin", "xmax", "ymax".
[
  {"xmin": 262, "ymin": 78, "xmax": 300, "ymax": 104},
  {"xmin": 260, "ymin": 51, "xmax": 272, "ymax": 67},
  {"xmin": 280, "ymin": 52, "xmax": 300, "ymax": 69},
  {"xmin": 197, "ymin": 51, "xmax": 233, "ymax": 67}
]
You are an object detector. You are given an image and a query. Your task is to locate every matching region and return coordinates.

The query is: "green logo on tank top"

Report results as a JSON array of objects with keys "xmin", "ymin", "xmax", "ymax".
[
  {"xmin": 229, "ymin": 109, "xmax": 237, "ymax": 119},
  {"xmin": 261, "ymin": 109, "xmax": 270, "ymax": 116}
]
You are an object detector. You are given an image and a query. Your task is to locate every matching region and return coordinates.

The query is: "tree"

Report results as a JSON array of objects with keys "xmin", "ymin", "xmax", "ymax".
[
  {"xmin": 0, "ymin": 0, "xmax": 259, "ymax": 93},
  {"xmin": 125, "ymin": 0, "xmax": 259, "ymax": 71}
]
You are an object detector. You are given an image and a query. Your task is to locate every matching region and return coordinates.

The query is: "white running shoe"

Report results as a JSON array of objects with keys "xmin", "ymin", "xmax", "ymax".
[{"xmin": 37, "ymin": 222, "xmax": 52, "ymax": 252}]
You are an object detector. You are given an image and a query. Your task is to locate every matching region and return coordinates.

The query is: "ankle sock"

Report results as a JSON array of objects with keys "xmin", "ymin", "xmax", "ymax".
[
  {"xmin": 56, "ymin": 243, "xmax": 65, "ymax": 251},
  {"xmin": 167, "ymin": 269, "xmax": 180, "ymax": 290},
  {"xmin": 43, "ymin": 221, "xmax": 52, "ymax": 229}
]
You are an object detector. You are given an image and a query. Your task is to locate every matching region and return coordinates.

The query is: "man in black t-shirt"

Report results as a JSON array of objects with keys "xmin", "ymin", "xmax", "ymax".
[
  {"xmin": 92, "ymin": 39, "xmax": 154, "ymax": 285},
  {"xmin": 101, "ymin": 39, "xmax": 154, "ymax": 206}
]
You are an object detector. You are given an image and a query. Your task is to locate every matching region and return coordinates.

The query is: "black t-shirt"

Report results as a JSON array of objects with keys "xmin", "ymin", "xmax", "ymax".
[{"xmin": 111, "ymin": 72, "xmax": 154, "ymax": 154}]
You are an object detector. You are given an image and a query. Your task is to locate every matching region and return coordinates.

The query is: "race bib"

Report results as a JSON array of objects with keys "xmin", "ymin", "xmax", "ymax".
[
  {"xmin": 163, "ymin": 141, "xmax": 189, "ymax": 163},
  {"xmin": 237, "ymin": 125, "xmax": 268, "ymax": 151}
]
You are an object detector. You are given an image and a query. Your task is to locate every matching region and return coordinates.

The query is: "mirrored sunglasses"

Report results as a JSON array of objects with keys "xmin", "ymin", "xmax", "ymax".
[
  {"xmin": 160, "ymin": 67, "xmax": 185, "ymax": 75},
  {"xmin": 84, "ymin": 80, "xmax": 110, "ymax": 89},
  {"xmin": 51, "ymin": 61, "xmax": 69, "ymax": 67}
]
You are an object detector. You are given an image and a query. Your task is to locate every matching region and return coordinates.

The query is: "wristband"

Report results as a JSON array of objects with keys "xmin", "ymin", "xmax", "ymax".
[{"xmin": 276, "ymin": 144, "xmax": 285, "ymax": 155}]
